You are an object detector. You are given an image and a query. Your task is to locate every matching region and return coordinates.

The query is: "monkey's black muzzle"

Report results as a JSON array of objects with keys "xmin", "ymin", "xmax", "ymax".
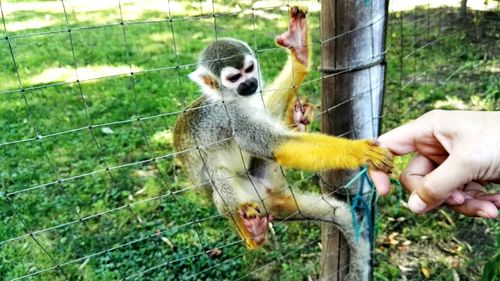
[{"xmin": 237, "ymin": 78, "xmax": 258, "ymax": 96}]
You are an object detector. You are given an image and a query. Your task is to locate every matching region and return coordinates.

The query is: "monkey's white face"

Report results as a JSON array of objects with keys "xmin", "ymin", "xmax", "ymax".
[{"xmin": 220, "ymin": 55, "xmax": 260, "ymax": 96}]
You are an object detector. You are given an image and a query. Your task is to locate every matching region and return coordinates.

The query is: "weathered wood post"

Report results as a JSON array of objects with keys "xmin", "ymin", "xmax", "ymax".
[{"xmin": 319, "ymin": 0, "xmax": 388, "ymax": 280}]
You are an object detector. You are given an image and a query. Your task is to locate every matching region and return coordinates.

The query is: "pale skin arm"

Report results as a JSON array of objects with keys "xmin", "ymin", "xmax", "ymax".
[{"xmin": 370, "ymin": 110, "xmax": 500, "ymax": 218}]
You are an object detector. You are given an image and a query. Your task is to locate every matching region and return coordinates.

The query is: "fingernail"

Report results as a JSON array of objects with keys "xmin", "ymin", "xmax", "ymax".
[
  {"xmin": 477, "ymin": 210, "xmax": 497, "ymax": 219},
  {"xmin": 477, "ymin": 210, "xmax": 489, "ymax": 218},
  {"xmin": 408, "ymin": 193, "xmax": 427, "ymax": 213}
]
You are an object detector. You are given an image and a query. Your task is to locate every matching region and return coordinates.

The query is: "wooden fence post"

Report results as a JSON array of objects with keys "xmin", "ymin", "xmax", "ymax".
[{"xmin": 319, "ymin": 0, "xmax": 388, "ymax": 280}]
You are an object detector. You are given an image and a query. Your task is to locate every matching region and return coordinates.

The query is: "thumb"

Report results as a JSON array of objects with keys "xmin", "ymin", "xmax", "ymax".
[{"xmin": 408, "ymin": 154, "xmax": 471, "ymax": 213}]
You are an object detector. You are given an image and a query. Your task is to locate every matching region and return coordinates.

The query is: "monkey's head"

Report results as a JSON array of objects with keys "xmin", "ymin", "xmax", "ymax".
[{"xmin": 189, "ymin": 39, "xmax": 261, "ymax": 101}]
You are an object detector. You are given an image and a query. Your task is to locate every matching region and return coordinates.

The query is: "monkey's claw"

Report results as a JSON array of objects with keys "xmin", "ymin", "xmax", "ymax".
[
  {"xmin": 362, "ymin": 140, "xmax": 393, "ymax": 173},
  {"xmin": 275, "ymin": 5, "xmax": 309, "ymax": 66},
  {"xmin": 238, "ymin": 203, "xmax": 272, "ymax": 249},
  {"xmin": 290, "ymin": 5, "xmax": 308, "ymax": 18}
]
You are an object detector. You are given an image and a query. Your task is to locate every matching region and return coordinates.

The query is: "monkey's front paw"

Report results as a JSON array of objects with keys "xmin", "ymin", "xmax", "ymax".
[
  {"xmin": 275, "ymin": 5, "xmax": 309, "ymax": 65},
  {"xmin": 362, "ymin": 140, "xmax": 393, "ymax": 173},
  {"xmin": 238, "ymin": 203, "xmax": 272, "ymax": 249},
  {"xmin": 291, "ymin": 99, "xmax": 315, "ymax": 132}
]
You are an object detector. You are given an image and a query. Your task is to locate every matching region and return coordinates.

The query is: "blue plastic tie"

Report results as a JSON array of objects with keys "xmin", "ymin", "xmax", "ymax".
[
  {"xmin": 350, "ymin": 168, "xmax": 373, "ymax": 243},
  {"xmin": 347, "ymin": 168, "xmax": 402, "ymax": 243}
]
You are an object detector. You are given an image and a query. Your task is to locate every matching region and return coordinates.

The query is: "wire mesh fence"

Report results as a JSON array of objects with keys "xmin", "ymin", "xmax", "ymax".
[
  {"xmin": 377, "ymin": 1, "xmax": 499, "ymax": 280},
  {"xmin": 0, "ymin": 0, "xmax": 498, "ymax": 280}
]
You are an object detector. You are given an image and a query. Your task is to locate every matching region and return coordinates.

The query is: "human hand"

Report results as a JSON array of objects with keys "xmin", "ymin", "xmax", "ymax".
[{"xmin": 370, "ymin": 110, "xmax": 500, "ymax": 218}]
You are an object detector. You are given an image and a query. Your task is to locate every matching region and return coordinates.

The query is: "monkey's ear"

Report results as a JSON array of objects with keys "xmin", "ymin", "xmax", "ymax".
[{"xmin": 189, "ymin": 66, "xmax": 220, "ymax": 96}]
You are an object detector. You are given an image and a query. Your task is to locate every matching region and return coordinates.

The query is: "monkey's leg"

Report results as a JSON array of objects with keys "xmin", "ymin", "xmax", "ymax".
[
  {"xmin": 267, "ymin": 192, "xmax": 370, "ymax": 281},
  {"xmin": 274, "ymin": 133, "xmax": 393, "ymax": 172},
  {"xmin": 264, "ymin": 5, "xmax": 311, "ymax": 121},
  {"xmin": 210, "ymin": 169, "xmax": 272, "ymax": 250}
]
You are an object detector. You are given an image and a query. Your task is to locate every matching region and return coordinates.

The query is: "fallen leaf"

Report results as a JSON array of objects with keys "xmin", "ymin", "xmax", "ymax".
[
  {"xmin": 133, "ymin": 169, "xmax": 156, "ymax": 178},
  {"xmin": 389, "ymin": 232, "xmax": 399, "ymax": 245},
  {"xmin": 161, "ymin": 236, "xmax": 174, "ymax": 249},
  {"xmin": 101, "ymin": 127, "xmax": 114, "ymax": 135},
  {"xmin": 398, "ymin": 265, "xmax": 415, "ymax": 273},
  {"xmin": 421, "ymin": 267, "xmax": 431, "ymax": 279},
  {"xmin": 151, "ymin": 130, "xmax": 173, "ymax": 145},
  {"xmin": 437, "ymin": 241, "xmax": 463, "ymax": 255},
  {"xmin": 135, "ymin": 187, "xmax": 147, "ymax": 195},
  {"xmin": 206, "ymin": 248, "xmax": 222, "ymax": 258}
]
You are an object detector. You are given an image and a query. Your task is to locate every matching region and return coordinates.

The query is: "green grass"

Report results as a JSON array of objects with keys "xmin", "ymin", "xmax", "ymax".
[
  {"xmin": 0, "ymin": 1, "xmax": 498, "ymax": 280},
  {"xmin": 377, "ymin": 7, "xmax": 499, "ymax": 281}
]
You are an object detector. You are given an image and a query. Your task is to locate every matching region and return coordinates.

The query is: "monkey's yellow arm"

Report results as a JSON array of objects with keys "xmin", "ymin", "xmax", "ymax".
[
  {"xmin": 264, "ymin": 5, "xmax": 311, "ymax": 122},
  {"xmin": 264, "ymin": 55, "xmax": 309, "ymax": 120},
  {"xmin": 274, "ymin": 133, "xmax": 392, "ymax": 172}
]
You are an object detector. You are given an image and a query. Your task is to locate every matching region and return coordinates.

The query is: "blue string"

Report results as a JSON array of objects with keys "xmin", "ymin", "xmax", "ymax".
[
  {"xmin": 346, "ymin": 168, "xmax": 402, "ymax": 244},
  {"xmin": 350, "ymin": 168, "xmax": 373, "ymax": 243},
  {"xmin": 344, "ymin": 168, "xmax": 369, "ymax": 242}
]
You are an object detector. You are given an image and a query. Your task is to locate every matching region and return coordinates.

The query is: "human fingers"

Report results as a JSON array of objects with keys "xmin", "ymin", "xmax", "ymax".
[
  {"xmin": 449, "ymin": 198, "xmax": 498, "ymax": 218},
  {"xmin": 402, "ymin": 161, "xmax": 498, "ymax": 217},
  {"xmin": 462, "ymin": 181, "xmax": 500, "ymax": 208},
  {"xmin": 446, "ymin": 182, "xmax": 498, "ymax": 218},
  {"xmin": 377, "ymin": 122, "xmax": 424, "ymax": 156},
  {"xmin": 372, "ymin": 122, "xmax": 429, "ymax": 196},
  {"xmin": 368, "ymin": 169, "xmax": 391, "ymax": 195},
  {"xmin": 398, "ymin": 154, "xmax": 458, "ymax": 205},
  {"xmin": 409, "ymin": 153, "xmax": 472, "ymax": 213},
  {"xmin": 443, "ymin": 178, "xmax": 490, "ymax": 206},
  {"xmin": 378, "ymin": 110, "xmax": 453, "ymax": 157},
  {"xmin": 400, "ymin": 154, "xmax": 466, "ymax": 211},
  {"xmin": 368, "ymin": 167, "xmax": 463, "ymax": 202},
  {"xmin": 475, "ymin": 194, "xmax": 500, "ymax": 208},
  {"xmin": 399, "ymin": 154, "xmax": 435, "ymax": 194}
]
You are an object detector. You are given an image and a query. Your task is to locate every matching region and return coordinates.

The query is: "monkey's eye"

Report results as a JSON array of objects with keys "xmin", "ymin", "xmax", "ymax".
[
  {"xmin": 227, "ymin": 74, "xmax": 241, "ymax": 82},
  {"xmin": 245, "ymin": 64, "xmax": 254, "ymax": 73}
]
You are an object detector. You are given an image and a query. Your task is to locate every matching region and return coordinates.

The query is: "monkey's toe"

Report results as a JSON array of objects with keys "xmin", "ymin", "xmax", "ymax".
[
  {"xmin": 363, "ymin": 141, "xmax": 393, "ymax": 173},
  {"xmin": 290, "ymin": 5, "xmax": 308, "ymax": 18},
  {"xmin": 238, "ymin": 202, "xmax": 261, "ymax": 219},
  {"xmin": 237, "ymin": 202, "xmax": 272, "ymax": 250}
]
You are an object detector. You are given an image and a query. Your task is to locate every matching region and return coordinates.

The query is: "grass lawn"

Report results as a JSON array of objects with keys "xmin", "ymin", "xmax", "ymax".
[{"xmin": 0, "ymin": 1, "xmax": 498, "ymax": 280}]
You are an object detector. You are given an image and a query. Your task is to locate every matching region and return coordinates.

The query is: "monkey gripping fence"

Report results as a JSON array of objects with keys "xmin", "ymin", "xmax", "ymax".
[{"xmin": 0, "ymin": 0, "xmax": 498, "ymax": 280}]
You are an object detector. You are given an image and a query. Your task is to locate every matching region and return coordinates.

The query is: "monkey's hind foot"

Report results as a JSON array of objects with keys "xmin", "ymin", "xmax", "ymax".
[
  {"xmin": 361, "ymin": 140, "xmax": 393, "ymax": 173},
  {"xmin": 275, "ymin": 5, "xmax": 309, "ymax": 66},
  {"xmin": 237, "ymin": 203, "xmax": 272, "ymax": 249}
]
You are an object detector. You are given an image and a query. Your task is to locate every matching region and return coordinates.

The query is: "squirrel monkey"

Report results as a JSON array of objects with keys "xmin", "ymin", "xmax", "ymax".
[{"xmin": 174, "ymin": 6, "xmax": 392, "ymax": 280}]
